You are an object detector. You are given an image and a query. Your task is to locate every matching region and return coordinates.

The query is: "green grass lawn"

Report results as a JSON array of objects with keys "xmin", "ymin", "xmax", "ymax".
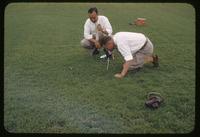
[{"xmin": 4, "ymin": 3, "xmax": 195, "ymax": 133}]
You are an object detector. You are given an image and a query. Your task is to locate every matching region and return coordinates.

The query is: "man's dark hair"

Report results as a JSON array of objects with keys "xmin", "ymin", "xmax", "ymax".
[
  {"xmin": 99, "ymin": 36, "xmax": 112, "ymax": 47},
  {"xmin": 88, "ymin": 7, "xmax": 98, "ymax": 14}
]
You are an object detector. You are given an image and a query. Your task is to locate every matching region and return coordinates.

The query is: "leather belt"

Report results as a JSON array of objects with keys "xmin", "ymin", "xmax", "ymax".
[{"xmin": 140, "ymin": 37, "xmax": 148, "ymax": 50}]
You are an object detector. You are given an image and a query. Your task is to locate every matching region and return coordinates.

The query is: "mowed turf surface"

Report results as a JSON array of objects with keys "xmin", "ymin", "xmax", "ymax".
[{"xmin": 4, "ymin": 3, "xmax": 195, "ymax": 133}]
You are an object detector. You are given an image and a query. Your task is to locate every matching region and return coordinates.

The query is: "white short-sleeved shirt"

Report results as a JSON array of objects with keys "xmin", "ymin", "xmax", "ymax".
[
  {"xmin": 113, "ymin": 32, "xmax": 147, "ymax": 61},
  {"xmin": 84, "ymin": 15, "xmax": 113, "ymax": 40}
]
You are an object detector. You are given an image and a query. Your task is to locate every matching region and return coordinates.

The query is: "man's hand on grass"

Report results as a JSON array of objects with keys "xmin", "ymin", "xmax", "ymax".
[
  {"xmin": 114, "ymin": 61, "xmax": 131, "ymax": 79},
  {"xmin": 114, "ymin": 73, "xmax": 124, "ymax": 79}
]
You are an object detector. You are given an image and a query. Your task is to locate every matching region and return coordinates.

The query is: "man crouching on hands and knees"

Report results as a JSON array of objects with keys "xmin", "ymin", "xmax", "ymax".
[{"xmin": 100, "ymin": 32, "xmax": 159, "ymax": 78}]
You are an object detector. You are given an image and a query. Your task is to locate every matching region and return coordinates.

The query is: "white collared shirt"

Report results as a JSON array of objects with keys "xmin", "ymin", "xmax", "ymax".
[
  {"xmin": 84, "ymin": 15, "xmax": 113, "ymax": 40},
  {"xmin": 113, "ymin": 32, "xmax": 147, "ymax": 61}
]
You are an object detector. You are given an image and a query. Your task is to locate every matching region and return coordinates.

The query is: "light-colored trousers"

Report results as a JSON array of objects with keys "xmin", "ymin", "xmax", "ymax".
[
  {"xmin": 129, "ymin": 37, "xmax": 154, "ymax": 70},
  {"xmin": 80, "ymin": 31, "xmax": 107, "ymax": 49}
]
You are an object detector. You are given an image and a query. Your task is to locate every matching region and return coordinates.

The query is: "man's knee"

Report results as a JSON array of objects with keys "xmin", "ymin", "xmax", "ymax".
[
  {"xmin": 128, "ymin": 56, "xmax": 144, "ymax": 70},
  {"xmin": 80, "ymin": 39, "xmax": 87, "ymax": 46},
  {"xmin": 80, "ymin": 39, "xmax": 93, "ymax": 49}
]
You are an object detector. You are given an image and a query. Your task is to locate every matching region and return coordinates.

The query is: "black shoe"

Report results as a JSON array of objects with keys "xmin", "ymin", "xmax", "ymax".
[
  {"xmin": 152, "ymin": 55, "xmax": 159, "ymax": 67},
  {"xmin": 133, "ymin": 67, "xmax": 142, "ymax": 73},
  {"xmin": 92, "ymin": 48, "xmax": 100, "ymax": 55},
  {"xmin": 129, "ymin": 67, "xmax": 142, "ymax": 73}
]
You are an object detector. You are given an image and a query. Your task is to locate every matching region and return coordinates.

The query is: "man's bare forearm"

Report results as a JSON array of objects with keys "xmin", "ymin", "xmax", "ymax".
[
  {"xmin": 120, "ymin": 61, "xmax": 132, "ymax": 76},
  {"xmin": 88, "ymin": 38, "xmax": 96, "ymax": 44},
  {"xmin": 88, "ymin": 38, "xmax": 101, "ymax": 49}
]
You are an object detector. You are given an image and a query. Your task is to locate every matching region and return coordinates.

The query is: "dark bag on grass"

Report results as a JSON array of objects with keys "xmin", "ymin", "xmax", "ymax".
[{"xmin": 145, "ymin": 92, "xmax": 164, "ymax": 109}]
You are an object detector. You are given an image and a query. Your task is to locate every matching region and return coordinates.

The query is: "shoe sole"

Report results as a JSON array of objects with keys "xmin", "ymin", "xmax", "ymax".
[{"xmin": 153, "ymin": 55, "xmax": 159, "ymax": 67}]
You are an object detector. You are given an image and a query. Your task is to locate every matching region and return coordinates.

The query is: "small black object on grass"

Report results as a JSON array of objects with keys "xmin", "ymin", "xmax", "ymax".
[{"xmin": 92, "ymin": 48, "xmax": 100, "ymax": 56}]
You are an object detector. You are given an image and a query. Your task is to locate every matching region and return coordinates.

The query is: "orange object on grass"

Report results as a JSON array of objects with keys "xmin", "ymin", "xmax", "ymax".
[{"xmin": 134, "ymin": 18, "xmax": 146, "ymax": 26}]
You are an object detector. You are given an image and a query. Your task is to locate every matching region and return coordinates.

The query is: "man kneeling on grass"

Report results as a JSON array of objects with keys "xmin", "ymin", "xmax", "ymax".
[
  {"xmin": 80, "ymin": 7, "xmax": 113, "ymax": 55},
  {"xmin": 100, "ymin": 32, "xmax": 159, "ymax": 79}
]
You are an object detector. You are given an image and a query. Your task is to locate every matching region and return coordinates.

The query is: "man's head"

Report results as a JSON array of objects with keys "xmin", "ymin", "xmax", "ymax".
[
  {"xmin": 100, "ymin": 36, "xmax": 115, "ymax": 51},
  {"xmin": 88, "ymin": 7, "xmax": 98, "ymax": 23},
  {"xmin": 100, "ymin": 36, "xmax": 115, "ymax": 59}
]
